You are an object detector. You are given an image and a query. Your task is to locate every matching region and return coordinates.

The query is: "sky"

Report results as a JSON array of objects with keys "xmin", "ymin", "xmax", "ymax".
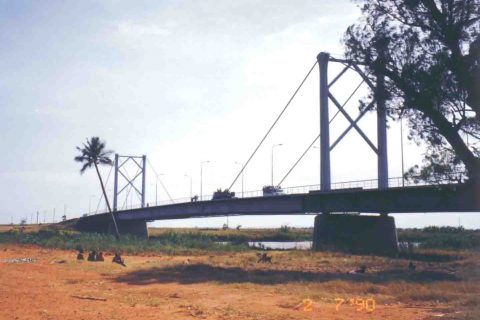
[{"xmin": 1, "ymin": 0, "xmax": 478, "ymax": 228}]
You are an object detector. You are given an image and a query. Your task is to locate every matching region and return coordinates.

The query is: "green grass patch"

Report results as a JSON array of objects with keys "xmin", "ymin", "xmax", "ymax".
[
  {"xmin": 149, "ymin": 227, "xmax": 313, "ymax": 242},
  {"xmin": 398, "ymin": 227, "xmax": 480, "ymax": 250},
  {"xmin": 0, "ymin": 228, "xmax": 248, "ymax": 255}
]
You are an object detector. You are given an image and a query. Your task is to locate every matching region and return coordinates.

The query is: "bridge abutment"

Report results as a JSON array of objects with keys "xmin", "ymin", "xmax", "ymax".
[
  {"xmin": 109, "ymin": 220, "xmax": 149, "ymax": 238},
  {"xmin": 75, "ymin": 214, "xmax": 148, "ymax": 238},
  {"xmin": 312, "ymin": 214, "xmax": 398, "ymax": 254}
]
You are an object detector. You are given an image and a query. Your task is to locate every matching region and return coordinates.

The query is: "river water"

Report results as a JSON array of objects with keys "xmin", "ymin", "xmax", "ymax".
[{"xmin": 219, "ymin": 241, "xmax": 419, "ymax": 251}]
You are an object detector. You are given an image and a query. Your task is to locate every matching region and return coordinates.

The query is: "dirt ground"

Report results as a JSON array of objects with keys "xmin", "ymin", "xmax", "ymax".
[{"xmin": 0, "ymin": 244, "xmax": 478, "ymax": 320}]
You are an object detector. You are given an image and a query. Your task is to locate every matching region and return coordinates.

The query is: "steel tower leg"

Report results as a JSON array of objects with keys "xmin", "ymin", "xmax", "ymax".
[
  {"xmin": 113, "ymin": 154, "xmax": 119, "ymax": 211},
  {"xmin": 318, "ymin": 52, "xmax": 331, "ymax": 191},
  {"xmin": 141, "ymin": 155, "xmax": 146, "ymax": 207},
  {"xmin": 376, "ymin": 74, "xmax": 388, "ymax": 189}
]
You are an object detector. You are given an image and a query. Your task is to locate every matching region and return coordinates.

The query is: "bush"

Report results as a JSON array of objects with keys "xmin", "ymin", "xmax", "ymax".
[{"xmin": 398, "ymin": 227, "xmax": 480, "ymax": 250}]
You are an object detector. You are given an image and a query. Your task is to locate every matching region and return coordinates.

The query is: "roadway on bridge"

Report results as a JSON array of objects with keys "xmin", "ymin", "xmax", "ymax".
[{"xmin": 114, "ymin": 182, "xmax": 479, "ymax": 222}]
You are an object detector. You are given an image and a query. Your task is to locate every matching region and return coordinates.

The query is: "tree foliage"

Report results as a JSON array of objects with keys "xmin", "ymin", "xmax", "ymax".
[
  {"xmin": 75, "ymin": 137, "xmax": 120, "ymax": 239},
  {"xmin": 74, "ymin": 136, "xmax": 113, "ymax": 174},
  {"xmin": 344, "ymin": 0, "xmax": 480, "ymax": 181}
]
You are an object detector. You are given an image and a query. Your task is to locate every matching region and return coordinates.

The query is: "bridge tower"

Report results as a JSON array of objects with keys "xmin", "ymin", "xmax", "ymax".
[
  {"xmin": 317, "ymin": 52, "xmax": 388, "ymax": 191},
  {"xmin": 109, "ymin": 154, "xmax": 149, "ymax": 238},
  {"xmin": 314, "ymin": 52, "xmax": 397, "ymax": 254},
  {"xmin": 113, "ymin": 154, "xmax": 147, "ymax": 211}
]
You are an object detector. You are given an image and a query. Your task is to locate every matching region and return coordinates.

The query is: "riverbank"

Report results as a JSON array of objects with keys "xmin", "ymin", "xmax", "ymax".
[
  {"xmin": 1, "ymin": 242, "xmax": 478, "ymax": 319},
  {"xmin": 1, "ymin": 226, "xmax": 479, "ymax": 319}
]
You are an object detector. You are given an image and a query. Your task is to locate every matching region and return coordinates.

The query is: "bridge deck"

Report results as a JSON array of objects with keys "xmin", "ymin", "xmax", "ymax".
[{"xmin": 112, "ymin": 182, "xmax": 479, "ymax": 221}]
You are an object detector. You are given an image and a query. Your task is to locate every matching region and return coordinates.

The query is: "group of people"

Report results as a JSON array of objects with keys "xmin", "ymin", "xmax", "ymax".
[{"xmin": 76, "ymin": 248, "xmax": 126, "ymax": 266}]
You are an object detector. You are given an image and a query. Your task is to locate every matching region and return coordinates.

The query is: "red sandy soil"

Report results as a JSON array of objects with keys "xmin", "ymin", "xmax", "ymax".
[{"xmin": 0, "ymin": 244, "xmax": 458, "ymax": 320}]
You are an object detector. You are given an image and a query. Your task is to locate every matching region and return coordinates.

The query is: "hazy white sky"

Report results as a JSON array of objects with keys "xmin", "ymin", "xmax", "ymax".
[{"xmin": 1, "ymin": 0, "xmax": 477, "ymax": 228}]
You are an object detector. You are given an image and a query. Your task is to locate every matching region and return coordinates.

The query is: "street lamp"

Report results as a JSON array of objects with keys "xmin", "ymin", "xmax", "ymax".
[
  {"xmin": 400, "ymin": 117, "xmax": 405, "ymax": 187},
  {"xmin": 184, "ymin": 174, "xmax": 193, "ymax": 199},
  {"xmin": 200, "ymin": 161, "xmax": 210, "ymax": 200},
  {"xmin": 271, "ymin": 144, "xmax": 283, "ymax": 186},
  {"xmin": 234, "ymin": 161, "xmax": 244, "ymax": 198}
]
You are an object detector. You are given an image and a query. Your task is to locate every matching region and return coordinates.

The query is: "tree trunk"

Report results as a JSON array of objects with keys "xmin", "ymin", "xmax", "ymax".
[
  {"xmin": 94, "ymin": 162, "xmax": 120, "ymax": 239},
  {"xmin": 424, "ymin": 106, "xmax": 480, "ymax": 180}
]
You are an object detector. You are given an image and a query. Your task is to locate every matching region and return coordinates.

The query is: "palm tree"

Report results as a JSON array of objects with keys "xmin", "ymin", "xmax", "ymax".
[{"xmin": 74, "ymin": 137, "xmax": 120, "ymax": 239}]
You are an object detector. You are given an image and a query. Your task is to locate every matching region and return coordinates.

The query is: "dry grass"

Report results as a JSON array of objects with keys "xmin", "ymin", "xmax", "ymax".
[
  {"xmin": 112, "ymin": 249, "xmax": 480, "ymax": 314},
  {"xmin": 0, "ymin": 224, "xmax": 47, "ymax": 233},
  {"xmin": 2, "ymin": 225, "xmax": 479, "ymax": 318}
]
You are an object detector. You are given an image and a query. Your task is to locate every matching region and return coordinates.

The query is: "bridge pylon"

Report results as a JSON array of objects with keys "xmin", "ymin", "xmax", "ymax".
[
  {"xmin": 315, "ymin": 52, "xmax": 396, "ymax": 254},
  {"xmin": 317, "ymin": 52, "xmax": 388, "ymax": 190},
  {"xmin": 113, "ymin": 154, "xmax": 147, "ymax": 211}
]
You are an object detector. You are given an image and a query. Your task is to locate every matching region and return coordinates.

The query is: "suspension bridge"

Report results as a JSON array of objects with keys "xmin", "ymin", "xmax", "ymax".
[{"xmin": 75, "ymin": 52, "xmax": 480, "ymax": 253}]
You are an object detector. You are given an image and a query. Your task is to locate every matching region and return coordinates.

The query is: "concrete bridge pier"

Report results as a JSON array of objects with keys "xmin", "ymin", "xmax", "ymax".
[{"xmin": 312, "ymin": 213, "xmax": 398, "ymax": 254}]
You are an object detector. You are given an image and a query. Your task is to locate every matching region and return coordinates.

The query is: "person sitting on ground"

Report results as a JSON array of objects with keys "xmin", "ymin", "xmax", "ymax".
[
  {"xmin": 408, "ymin": 261, "xmax": 416, "ymax": 271},
  {"xmin": 112, "ymin": 252, "xmax": 126, "ymax": 267},
  {"xmin": 87, "ymin": 250, "xmax": 97, "ymax": 262},
  {"xmin": 76, "ymin": 249, "xmax": 84, "ymax": 260},
  {"xmin": 96, "ymin": 251, "xmax": 104, "ymax": 262}
]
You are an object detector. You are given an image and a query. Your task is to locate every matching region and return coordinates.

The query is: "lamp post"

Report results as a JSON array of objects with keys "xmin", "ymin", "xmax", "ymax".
[
  {"xmin": 184, "ymin": 174, "xmax": 193, "ymax": 199},
  {"xmin": 234, "ymin": 162, "xmax": 244, "ymax": 198},
  {"xmin": 400, "ymin": 117, "xmax": 405, "ymax": 187},
  {"xmin": 271, "ymin": 144, "xmax": 283, "ymax": 186},
  {"xmin": 200, "ymin": 161, "xmax": 210, "ymax": 200}
]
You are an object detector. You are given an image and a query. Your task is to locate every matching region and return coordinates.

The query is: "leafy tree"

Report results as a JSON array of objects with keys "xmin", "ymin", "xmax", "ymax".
[
  {"xmin": 344, "ymin": 0, "xmax": 479, "ymax": 182},
  {"xmin": 75, "ymin": 137, "xmax": 120, "ymax": 239}
]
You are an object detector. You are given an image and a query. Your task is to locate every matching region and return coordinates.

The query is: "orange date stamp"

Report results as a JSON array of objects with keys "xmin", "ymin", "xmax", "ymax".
[{"xmin": 295, "ymin": 297, "xmax": 376, "ymax": 313}]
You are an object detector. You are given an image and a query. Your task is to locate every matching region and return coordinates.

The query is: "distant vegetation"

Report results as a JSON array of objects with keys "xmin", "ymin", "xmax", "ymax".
[
  {"xmin": 397, "ymin": 226, "xmax": 480, "ymax": 250},
  {"xmin": 0, "ymin": 228, "xmax": 248, "ymax": 255},
  {"xmin": 0, "ymin": 225, "xmax": 478, "ymax": 253},
  {"xmin": 148, "ymin": 227, "xmax": 311, "ymax": 242}
]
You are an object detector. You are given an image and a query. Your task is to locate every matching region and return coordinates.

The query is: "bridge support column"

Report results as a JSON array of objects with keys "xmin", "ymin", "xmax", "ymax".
[
  {"xmin": 113, "ymin": 154, "xmax": 119, "ymax": 211},
  {"xmin": 312, "ymin": 214, "xmax": 398, "ymax": 254},
  {"xmin": 376, "ymin": 61, "xmax": 388, "ymax": 190},
  {"xmin": 318, "ymin": 52, "xmax": 331, "ymax": 191}
]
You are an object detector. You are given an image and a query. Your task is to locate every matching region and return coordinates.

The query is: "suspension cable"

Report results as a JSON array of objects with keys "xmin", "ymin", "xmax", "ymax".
[
  {"xmin": 277, "ymin": 76, "xmax": 366, "ymax": 186},
  {"xmin": 94, "ymin": 164, "xmax": 113, "ymax": 213},
  {"xmin": 147, "ymin": 159, "xmax": 174, "ymax": 203},
  {"xmin": 120, "ymin": 167, "xmax": 141, "ymax": 209},
  {"xmin": 277, "ymin": 134, "xmax": 320, "ymax": 186},
  {"xmin": 228, "ymin": 60, "xmax": 318, "ymax": 190}
]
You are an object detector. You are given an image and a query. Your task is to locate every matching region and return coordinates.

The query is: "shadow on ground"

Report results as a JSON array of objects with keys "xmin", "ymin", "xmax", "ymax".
[
  {"xmin": 114, "ymin": 263, "xmax": 459, "ymax": 286},
  {"xmin": 397, "ymin": 251, "xmax": 463, "ymax": 262}
]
